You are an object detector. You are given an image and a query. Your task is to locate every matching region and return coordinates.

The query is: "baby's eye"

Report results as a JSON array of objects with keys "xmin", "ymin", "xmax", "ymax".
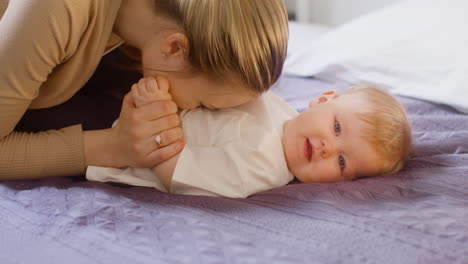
[
  {"xmin": 338, "ymin": 155, "xmax": 346, "ymax": 170},
  {"xmin": 334, "ymin": 120, "xmax": 341, "ymax": 136}
]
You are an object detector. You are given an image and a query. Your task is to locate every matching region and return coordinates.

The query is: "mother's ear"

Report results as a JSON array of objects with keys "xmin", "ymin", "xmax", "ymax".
[
  {"xmin": 160, "ymin": 32, "xmax": 189, "ymax": 66},
  {"xmin": 308, "ymin": 90, "xmax": 339, "ymax": 107}
]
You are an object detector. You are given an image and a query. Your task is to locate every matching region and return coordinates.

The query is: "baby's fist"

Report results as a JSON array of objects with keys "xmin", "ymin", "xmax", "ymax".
[{"xmin": 132, "ymin": 77, "xmax": 172, "ymax": 108}]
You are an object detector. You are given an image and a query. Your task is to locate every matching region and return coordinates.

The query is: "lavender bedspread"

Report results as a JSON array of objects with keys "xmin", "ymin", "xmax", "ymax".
[{"xmin": 1, "ymin": 76, "xmax": 467, "ymax": 264}]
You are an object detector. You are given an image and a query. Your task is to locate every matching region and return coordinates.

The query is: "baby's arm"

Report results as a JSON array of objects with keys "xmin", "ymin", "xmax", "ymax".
[{"xmin": 132, "ymin": 77, "xmax": 181, "ymax": 191}]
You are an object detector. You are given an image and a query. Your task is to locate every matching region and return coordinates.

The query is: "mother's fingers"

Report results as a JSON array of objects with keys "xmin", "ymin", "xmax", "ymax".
[
  {"xmin": 134, "ymin": 124, "xmax": 182, "ymax": 165},
  {"xmin": 146, "ymin": 113, "xmax": 180, "ymax": 135},
  {"xmin": 155, "ymin": 127, "xmax": 183, "ymax": 148},
  {"xmin": 122, "ymin": 113, "xmax": 180, "ymax": 155},
  {"xmin": 132, "ymin": 100, "xmax": 178, "ymax": 121},
  {"xmin": 146, "ymin": 139, "xmax": 185, "ymax": 167}
]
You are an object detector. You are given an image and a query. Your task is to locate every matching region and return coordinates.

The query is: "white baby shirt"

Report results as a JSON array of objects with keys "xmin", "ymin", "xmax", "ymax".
[{"xmin": 86, "ymin": 92, "xmax": 298, "ymax": 198}]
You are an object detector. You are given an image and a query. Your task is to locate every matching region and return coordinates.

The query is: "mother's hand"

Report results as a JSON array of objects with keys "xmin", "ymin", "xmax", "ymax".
[{"xmin": 110, "ymin": 91, "xmax": 184, "ymax": 168}]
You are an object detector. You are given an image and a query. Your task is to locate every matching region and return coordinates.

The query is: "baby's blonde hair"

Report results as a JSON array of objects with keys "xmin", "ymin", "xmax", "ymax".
[
  {"xmin": 342, "ymin": 85, "xmax": 412, "ymax": 176},
  {"xmin": 153, "ymin": 0, "xmax": 289, "ymax": 94}
]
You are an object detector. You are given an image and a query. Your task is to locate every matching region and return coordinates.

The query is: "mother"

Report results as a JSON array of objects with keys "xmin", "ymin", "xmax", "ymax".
[{"xmin": 0, "ymin": 0, "xmax": 289, "ymax": 180}]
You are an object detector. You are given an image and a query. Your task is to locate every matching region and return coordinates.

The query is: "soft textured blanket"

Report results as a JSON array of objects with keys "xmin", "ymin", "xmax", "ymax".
[{"xmin": 1, "ymin": 76, "xmax": 467, "ymax": 264}]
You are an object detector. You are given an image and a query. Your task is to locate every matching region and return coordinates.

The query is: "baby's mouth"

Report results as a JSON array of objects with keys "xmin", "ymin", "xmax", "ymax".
[{"xmin": 304, "ymin": 138, "xmax": 313, "ymax": 162}]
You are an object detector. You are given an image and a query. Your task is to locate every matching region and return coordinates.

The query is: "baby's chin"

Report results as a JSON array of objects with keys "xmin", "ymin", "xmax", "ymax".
[
  {"xmin": 289, "ymin": 166, "xmax": 306, "ymax": 182},
  {"xmin": 293, "ymin": 171, "xmax": 316, "ymax": 183}
]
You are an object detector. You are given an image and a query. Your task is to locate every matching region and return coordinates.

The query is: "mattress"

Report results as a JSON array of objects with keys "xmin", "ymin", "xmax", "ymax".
[{"xmin": 1, "ymin": 76, "xmax": 467, "ymax": 264}]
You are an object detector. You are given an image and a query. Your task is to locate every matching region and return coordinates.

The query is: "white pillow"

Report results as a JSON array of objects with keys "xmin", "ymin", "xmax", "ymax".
[
  {"xmin": 287, "ymin": 22, "xmax": 330, "ymax": 59},
  {"xmin": 284, "ymin": 0, "xmax": 468, "ymax": 113}
]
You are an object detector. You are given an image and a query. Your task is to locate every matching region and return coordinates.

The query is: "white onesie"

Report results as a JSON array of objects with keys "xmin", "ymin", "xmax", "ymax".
[{"xmin": 86, "ymin": 92, "xmax": 298, "ymax": 198}]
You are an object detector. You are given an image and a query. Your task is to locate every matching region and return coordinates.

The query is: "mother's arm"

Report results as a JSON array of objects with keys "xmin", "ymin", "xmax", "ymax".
[
  {"xmin": 0, "ymin": 0, "xmax": 183, "ymax": 180},
  {"xmin": 0, "ymin": 0, "xmax": 86, "ymax": 179}
]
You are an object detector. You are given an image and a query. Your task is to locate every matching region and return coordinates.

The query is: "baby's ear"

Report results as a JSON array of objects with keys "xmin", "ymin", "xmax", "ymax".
[{"xmin": 308, "ymin": 90, "xmax": 339, "ymax": 107}]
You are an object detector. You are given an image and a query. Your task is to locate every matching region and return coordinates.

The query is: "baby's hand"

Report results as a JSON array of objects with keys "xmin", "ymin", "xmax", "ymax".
[{"xmin": 132, "ymin": 77, "xmax": 172, "ymax": 108}]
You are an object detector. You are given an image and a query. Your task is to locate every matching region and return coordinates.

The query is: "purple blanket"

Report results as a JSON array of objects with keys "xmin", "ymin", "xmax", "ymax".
[{"xmin": 1, "ymin": 76, "xmax": 467, "ymax": 264}]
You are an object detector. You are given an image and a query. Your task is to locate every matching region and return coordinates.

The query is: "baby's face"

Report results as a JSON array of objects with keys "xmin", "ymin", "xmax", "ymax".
[{"xmin": 282, "ymin": 93, "xmax": 382, "ymax": 183}]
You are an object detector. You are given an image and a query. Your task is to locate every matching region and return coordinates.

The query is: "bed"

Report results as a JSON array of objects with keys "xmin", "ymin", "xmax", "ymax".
[
  {"xmin": 1, "ymin": 75, "xmax": 467, "ymax": 263},
  {"xmin": 1, "ymin": 0, "xmax": 468, "ymax": 263}
]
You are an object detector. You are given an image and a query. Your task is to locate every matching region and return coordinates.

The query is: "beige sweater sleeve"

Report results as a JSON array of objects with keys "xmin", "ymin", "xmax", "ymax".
[{"xmin": 0, "ymin": 0, "xmax": 91, "ymax": 179}]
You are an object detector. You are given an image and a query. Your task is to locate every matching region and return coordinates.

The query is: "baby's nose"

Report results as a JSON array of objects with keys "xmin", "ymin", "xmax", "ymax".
[{"xmin": 320, "ymin": 139, "xmax": 336, "ymax": 158}]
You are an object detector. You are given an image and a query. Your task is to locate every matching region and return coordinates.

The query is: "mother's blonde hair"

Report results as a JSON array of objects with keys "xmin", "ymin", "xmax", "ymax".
[{"xmin": 153, "ymin": 0, "xmax": 289, "ymax": 94}]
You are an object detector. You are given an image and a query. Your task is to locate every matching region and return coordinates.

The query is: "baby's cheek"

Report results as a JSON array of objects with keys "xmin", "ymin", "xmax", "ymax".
[{"xmin": 311, "ymin": 161, "xmax": 338, "ymax": 183}]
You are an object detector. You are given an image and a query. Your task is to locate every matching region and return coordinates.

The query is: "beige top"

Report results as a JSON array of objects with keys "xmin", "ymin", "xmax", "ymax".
[
  {"xmin": 0, "ymin": 0, "xmax": 123, "ymax": 179},
  {"xmin": 87, "ymin": 92, "xmax": 298, "ymax": 198}
]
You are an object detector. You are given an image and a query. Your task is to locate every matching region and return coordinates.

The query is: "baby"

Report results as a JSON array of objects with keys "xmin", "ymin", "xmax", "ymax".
[{"xmin": 87, "ymin": 77, "xmax": 412, "ymax": 198}]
